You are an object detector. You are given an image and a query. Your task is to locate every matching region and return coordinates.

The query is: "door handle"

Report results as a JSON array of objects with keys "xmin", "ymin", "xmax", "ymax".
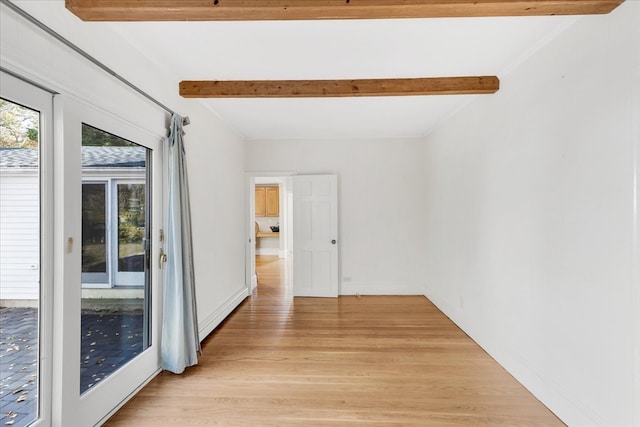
[
  {"xmin": 331, "ymin": 239, "xmax": 337, "ymax": 245},
  {"xmin": 159, "ymin": 249, "xmax": 167, "ymax": 269}
]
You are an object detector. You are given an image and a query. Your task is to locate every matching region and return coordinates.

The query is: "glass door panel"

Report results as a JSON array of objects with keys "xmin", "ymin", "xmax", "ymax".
[
  {"xmin": 0, "ymin": 96, "xmax": 42, "ymax": 426},
  {"xmin": 80, "ymin": 124, "xmax": 150, "ymax": 394}
]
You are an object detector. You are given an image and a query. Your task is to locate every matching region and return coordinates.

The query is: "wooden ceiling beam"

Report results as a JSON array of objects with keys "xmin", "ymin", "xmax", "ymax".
[
  {"xmin": 179, "ymin": 76, "xmax": 500, "ymax": 98},
  {"xmin": 65, "ymin": 1, "xmax": 625, "ymax": 21}
]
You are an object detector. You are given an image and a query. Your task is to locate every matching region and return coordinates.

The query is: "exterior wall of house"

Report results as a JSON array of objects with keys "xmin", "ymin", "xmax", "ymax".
[
  {"xmin": 421, "ymin": 3, "xmax": 640, "ymax": 426},
  {"xmin": 0, "ymin": 170, "xmax": 39, "ymax": 304},
  {"xmin": 245, "ymin": 137, "xmax": 427, "ymax": 295}
]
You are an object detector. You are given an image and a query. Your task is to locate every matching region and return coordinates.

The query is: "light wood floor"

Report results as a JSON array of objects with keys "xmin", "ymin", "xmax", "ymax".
[{"xmin": 104, "ymin": 256, "xmax": 565, "ymax": 426}]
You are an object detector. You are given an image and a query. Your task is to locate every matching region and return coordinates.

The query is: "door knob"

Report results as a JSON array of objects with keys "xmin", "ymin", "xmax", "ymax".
[{"xmin": 331, "ymin": 239, "xmax": 337, "ymax": 245}]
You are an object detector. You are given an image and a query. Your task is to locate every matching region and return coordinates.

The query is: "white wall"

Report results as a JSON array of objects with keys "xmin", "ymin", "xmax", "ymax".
[
  {"xmin": 246, "ymin": 138, "xmax": 427, "ymax": 295},
  {"xmin": 1, "ymin": 0, "xmax": 247, "ymax": 345},
  {"xmin": 421, "ymin": 3, "xmax": 640, "ymax": 426},
  {"xmin": 184, "ymin": 104, "xmax": 247, "ymax": 339}
]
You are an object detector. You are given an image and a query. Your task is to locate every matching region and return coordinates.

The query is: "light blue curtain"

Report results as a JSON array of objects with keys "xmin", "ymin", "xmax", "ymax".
[{"xmin": 161, "ymin": 114, "xmax": 200, "ymax": 374}]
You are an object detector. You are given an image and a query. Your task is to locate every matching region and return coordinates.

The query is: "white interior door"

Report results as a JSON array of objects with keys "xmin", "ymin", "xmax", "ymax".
[{"xmin": 292, "ymin": 175, "xmax": 338, "ymax": 297}]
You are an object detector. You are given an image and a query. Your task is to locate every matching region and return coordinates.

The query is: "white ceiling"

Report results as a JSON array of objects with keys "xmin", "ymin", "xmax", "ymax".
[{"xmin": 11, "ymin": 1, "xmax": 579, "ymax": 140}]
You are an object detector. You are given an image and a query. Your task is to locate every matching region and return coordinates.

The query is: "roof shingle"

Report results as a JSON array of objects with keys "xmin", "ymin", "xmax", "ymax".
[{"xmin": 0, "ymin": 147, "xmax": 146, "ymax": 169}]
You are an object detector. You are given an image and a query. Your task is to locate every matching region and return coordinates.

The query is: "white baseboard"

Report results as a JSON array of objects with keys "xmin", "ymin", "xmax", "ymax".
[
  {"xmin": 423, "ymin": 286, "xmax": 599, "ymax": 427},
  {"xmin": 198, "ymin": 286, "xmax": 248, "ymax": 341},
  {"xmin": 340, "ymin": 281, "xmax": 422, "ymax": 296},
  {"xmin": 250, "ymin": 274, "xmax": 258, "ymax": 293},
  {"xmin": 278, "ymin": 250, "xmax": 288, "ymax": 258},
  {"xmin": 422, "ymin": 286, "xmax": 456, "ymax": 318}
]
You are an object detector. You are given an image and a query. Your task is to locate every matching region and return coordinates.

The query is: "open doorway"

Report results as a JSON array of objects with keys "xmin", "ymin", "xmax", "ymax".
[
  {"xmin": 246, "ymin": 174, "xmax": 293, "ymax": 295},
  {"xmin": 254, "ymin": 177, "xmax": 289, "ymax": 259}
]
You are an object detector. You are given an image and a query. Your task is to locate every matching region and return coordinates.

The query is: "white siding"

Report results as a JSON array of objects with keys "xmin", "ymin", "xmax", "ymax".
[{"xmin": 0, "ymin": 172, "xmax": 39, "ymax": 301}]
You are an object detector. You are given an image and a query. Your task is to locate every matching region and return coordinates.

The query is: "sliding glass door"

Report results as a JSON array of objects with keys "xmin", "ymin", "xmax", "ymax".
[
  {"xmin": 56, "ymin": 97, "xmax": 163, "ymax": 427},
  {"xmin": 0, "ymin": 72, "xmax": 53, "ymax": 427},
  {"xmin": 2, "ymin": 70, "xmax": 164, "ymax": 427}
]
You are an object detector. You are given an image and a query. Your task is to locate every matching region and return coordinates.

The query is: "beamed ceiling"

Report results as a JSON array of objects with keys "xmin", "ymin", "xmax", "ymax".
[{"xmin": 6, "ymin": 1, "xmax": 627, "ymax": 139}]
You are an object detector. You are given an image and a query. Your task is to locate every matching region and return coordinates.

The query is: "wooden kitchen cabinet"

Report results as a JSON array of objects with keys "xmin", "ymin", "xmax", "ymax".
[
  {"xmin": 255, "ymin": 187, "xmax": 266, "ymax": 217},
  {"xmin": 265, "ymin": 186, "xmax": 279, "ymax": 217},
  {"xmin": 255, "ymin": 185, "xmax": 279, "ymax": 217}
]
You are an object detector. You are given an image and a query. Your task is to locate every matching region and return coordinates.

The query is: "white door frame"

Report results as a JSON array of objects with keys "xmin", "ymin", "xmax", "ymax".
[
  {"xmin": 245, "ymin": 174, "xmax": 257, "ymax": 293},
  {"xmin": 245, "ymin": 171, "xmax": 295, "ymax": 294}
]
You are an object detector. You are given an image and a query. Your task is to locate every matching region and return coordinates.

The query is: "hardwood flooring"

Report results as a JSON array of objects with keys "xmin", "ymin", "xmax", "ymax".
[{"xmin": 104, "ymin": 256, "xmax": 565, "ymax": 426}]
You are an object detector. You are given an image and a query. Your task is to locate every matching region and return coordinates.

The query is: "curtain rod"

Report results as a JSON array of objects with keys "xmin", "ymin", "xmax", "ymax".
[
  {"xmin": 0, "ymin": 65, "xmax": 59, "ymax": 95},
  {"xmin": 1, "ymin": 0, "xmax": 188, "ymax": 124}
]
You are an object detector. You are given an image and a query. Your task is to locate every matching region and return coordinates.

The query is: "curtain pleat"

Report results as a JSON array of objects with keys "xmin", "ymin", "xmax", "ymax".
[{"xmin": 161, "ymin": 114, "xmax": 200, "ymax": 374}]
